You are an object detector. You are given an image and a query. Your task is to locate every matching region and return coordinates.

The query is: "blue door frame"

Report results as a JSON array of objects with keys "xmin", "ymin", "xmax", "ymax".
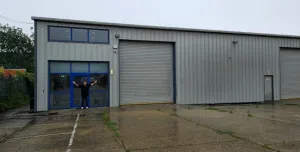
[
  {"xmin": 70, "ymin": 73, "xmax": 89, "ymax": 108},
  {"xmin": 48, "ymin": 61, "xmax": 110, "ymax": 110}
]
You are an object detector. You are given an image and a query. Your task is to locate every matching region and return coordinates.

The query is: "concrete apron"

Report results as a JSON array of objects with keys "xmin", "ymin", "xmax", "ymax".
[{"xmin": 0, "ymin": 102, "xmax": 299, "ymax": 152}]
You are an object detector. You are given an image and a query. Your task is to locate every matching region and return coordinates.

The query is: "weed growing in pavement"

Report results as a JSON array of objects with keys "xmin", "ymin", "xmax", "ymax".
[
  {"xmin": 214, "ymin": 129, "xmax": 234, "ymax": 135},
  {"xmin": 262, "ymin": 144, "xmax": 275, "ymax": 151},
  {"xmin": 205, "ymin": 107, "xmax": 228, "ymax": 112},
  {"xmin": 205, "ymin": 107, "xmax": 220, "ymax": 111},
  {"xmin": 102, "ymin": 111, "xmax": 120, "ymax": 138},
  {"xmin": 115, "ymin": 132, "xmax": 120, "ymax": 137},
  {"xmin": 247, "ymin": 111, "xmax": 254, "ymax": 117},
  {"xmin": 102, "ymin": 112, "xmax": 110, "ymax": 121}
]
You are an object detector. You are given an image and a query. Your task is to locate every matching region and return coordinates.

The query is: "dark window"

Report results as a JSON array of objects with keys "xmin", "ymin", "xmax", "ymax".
[
  {"xmin": 72, "ymin": 28, "xmax": 88, "ymax": 42},
  {"xmin": 89, "ymin": 74, "xmax": 108, "ymax": 91},
  {"xmin": 48, "ymin": 26, "xmax": 109, "ymax": 44},
  {"xmin": 89, "ymin": 29, "xmax": 109, "ymax": 43},
  {"xmin": 49, "ymin": 74, "xmax": 70, "ymax": 92},
  {"xmin": 49, "ymin": 27, "xmax": 71, "ymax": 41},
  {"xmin": 49, "ymin": 73, "xmax": 70, "ymax": 109},
  {"xmin": 50, "ymin": 93, "xmax": 70, "ymax": 109},
  {"xmin": 90, "ymin": 92, "xmax": 108, "ymax": 107}
]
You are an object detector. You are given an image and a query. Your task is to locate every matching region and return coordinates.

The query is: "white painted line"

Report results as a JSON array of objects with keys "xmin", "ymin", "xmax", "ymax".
[
  {"xmin": 294, "ymin": 115, "xmax": 300, "ymax": 117},
  {"xmin": 66, "ymin": 114, "xmax": 80, "ymax": 152},
  {"xmin": 8, "ymin": 132, "xmax": 72, "ymax": 140}
]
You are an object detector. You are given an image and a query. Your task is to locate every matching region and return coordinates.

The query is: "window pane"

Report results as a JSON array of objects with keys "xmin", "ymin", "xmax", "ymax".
[
  {"xmin": 72, "ymin": 28, "xmax": 88, "ymax": 42},
  {"xmin": 49, "ymin": 27, "xmax": 71, "ymax": 41},
  {"xmin": 50, "ymin": 74, "xmax": 70, "ymax": 92},
  {"xmin": 90, "ymin": 63, "xmax": 108, "ymax": 73},
  {"xmin": 90, "ymin": 92, "xmax": 108, "ymax": 107},
  {"xmin": 50, "ymin": 93, "xmax": 70, "ymax": 109},
  {"xmin": 89, "ymin": 30, "xmax": 109, "ymax": 43},
  {"xmin": 50, "ymin": 62, "xmax": 70, "ymax": 73},
  {"xmin": 72, "ymin": 62, "xmax": 88, "ymax": 73},
  {"xmin": 90, "ymin": 74, "xmax": 108, "ymax": 90}
]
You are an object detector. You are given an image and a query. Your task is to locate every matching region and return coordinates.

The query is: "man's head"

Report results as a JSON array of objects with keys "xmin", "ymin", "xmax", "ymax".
[{"xmin": 83, "ymin": 81, "xmax": 87, "ymax": 86}]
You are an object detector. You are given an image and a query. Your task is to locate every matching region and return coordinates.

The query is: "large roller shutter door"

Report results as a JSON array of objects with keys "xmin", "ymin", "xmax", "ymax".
[
  {"xmin": 119, "ymin": 41, "xmax": 173, "ymax": 105},
  {"xmin": 280, "ymin": 49, "xmax": 300, "ymax": 99}
]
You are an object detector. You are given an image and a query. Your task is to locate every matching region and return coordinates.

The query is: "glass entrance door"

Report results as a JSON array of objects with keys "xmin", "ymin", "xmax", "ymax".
[
  {"xmin": 71, "ymin": 74, "xmax": 89, "ymax": 108},
  {"xmin": 49, "ymin": 61, "xmax": 109, "ymax": 110}
]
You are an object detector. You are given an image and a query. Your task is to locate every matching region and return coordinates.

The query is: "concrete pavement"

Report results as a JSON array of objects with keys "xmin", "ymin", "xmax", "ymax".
[
  {"xmin": 0, "ymin": 101, "xmax": 300, "ymax": 152},
  {"xmin": 0, "ymin": 106, "xmax": 33, "ymax": 142}
]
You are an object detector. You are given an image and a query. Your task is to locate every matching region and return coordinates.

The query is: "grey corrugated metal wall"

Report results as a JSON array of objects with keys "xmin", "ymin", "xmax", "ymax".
[{"xmin": 36, "ymin": 21, "xmax": 300, "ymax": 111}]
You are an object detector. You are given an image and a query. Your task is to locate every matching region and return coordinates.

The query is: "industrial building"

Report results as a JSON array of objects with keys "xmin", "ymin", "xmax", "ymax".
[{"xmin": 32, "ymin": 16, "xmax": 300, "ymax": 111}]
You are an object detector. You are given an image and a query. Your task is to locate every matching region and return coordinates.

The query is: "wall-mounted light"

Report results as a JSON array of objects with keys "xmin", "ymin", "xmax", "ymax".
[
  {"xmin": 115, "ymin": 33, "xmax": 120, "ymax": 39},
  {"xmin": 113, "ymin": 45, "xmax": 118, "ymax": 53},
  {"xmin": 113, "ymin": 45, "xmax": 118, "ymax": 49},
  {"xmin": 232, "ymin": 41, "xmax": 239, "ymax": 44}
]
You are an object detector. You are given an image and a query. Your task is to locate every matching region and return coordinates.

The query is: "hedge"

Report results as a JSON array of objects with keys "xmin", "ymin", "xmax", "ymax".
[{"xmin": 0, "ymin": 71, "xmax": 34, "ymax": 112}]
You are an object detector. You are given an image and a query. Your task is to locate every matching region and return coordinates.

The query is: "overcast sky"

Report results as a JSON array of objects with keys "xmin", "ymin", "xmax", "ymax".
[{"xmin": 0, "ymin": 0, "xmax": 300, "ymax": 36}]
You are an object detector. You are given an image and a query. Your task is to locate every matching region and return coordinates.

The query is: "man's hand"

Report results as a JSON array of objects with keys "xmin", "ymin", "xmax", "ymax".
[
  {"xmin": 91, "ymin": 80, "xmax": 97, "ymax": 86},
  {"xmin": 73, "ymin": 81, "xmax": 79, "ymax": 87}
]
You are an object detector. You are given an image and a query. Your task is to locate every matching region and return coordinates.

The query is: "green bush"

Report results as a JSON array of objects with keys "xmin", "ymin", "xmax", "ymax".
[{"xmin": 0, "ymin": 72, "xmax": 33, "ymax": 113}]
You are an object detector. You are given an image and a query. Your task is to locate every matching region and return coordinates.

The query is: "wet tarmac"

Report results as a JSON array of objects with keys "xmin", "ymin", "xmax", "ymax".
[{"xmin": 0, "ymin": 101, "xmax": 300, "ymax": 152}]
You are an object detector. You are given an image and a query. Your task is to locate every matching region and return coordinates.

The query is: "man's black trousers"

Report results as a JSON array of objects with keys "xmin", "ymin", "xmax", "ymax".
[{"xmin": 81, "ymin": 95, "xmax": 88, "ymax": 107}]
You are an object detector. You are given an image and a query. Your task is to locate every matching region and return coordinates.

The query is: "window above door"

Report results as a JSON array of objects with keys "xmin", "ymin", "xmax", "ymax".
[
  {"xmin": 49, "ymin": 61, "xmax": 109, "ymax": 74},
  {"xmin": 48, "ymin": 26, "xmax": 110, "ymax": 44}
]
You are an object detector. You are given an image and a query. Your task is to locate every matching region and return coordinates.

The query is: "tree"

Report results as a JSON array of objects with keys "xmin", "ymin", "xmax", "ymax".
[{"xmin": 0, "ymin": 24, "xmax": 34, "ymax": 72}]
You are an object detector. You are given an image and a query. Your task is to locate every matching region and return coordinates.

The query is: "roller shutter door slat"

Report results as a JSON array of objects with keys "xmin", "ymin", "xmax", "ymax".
[{"xmin": 119, "ymin": 41, "xmax": 173, "ymax": 105}]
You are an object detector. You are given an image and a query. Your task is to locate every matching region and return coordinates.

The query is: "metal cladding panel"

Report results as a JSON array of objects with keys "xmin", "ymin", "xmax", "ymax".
[
  {"xmin": 34, "ymin": 21, "xmax": 37, "ymax": 111},
  {"xmin": 280, "ymin": 48, "xmax": 300, "ymax": 99},
  {"xmin": 45, "ymin": 42, "xmax": 112, "ymax": 61},
  {"xmin": 35, "ymin": 20, "xmax": 300, "ymax": 111},
  {"xmin": 36, "ymin": 22, "xmax": 47, "ymax": 111},
  {"xmin": 119, "ymin": 41, "xmax": 173, "ymax": 105}
]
